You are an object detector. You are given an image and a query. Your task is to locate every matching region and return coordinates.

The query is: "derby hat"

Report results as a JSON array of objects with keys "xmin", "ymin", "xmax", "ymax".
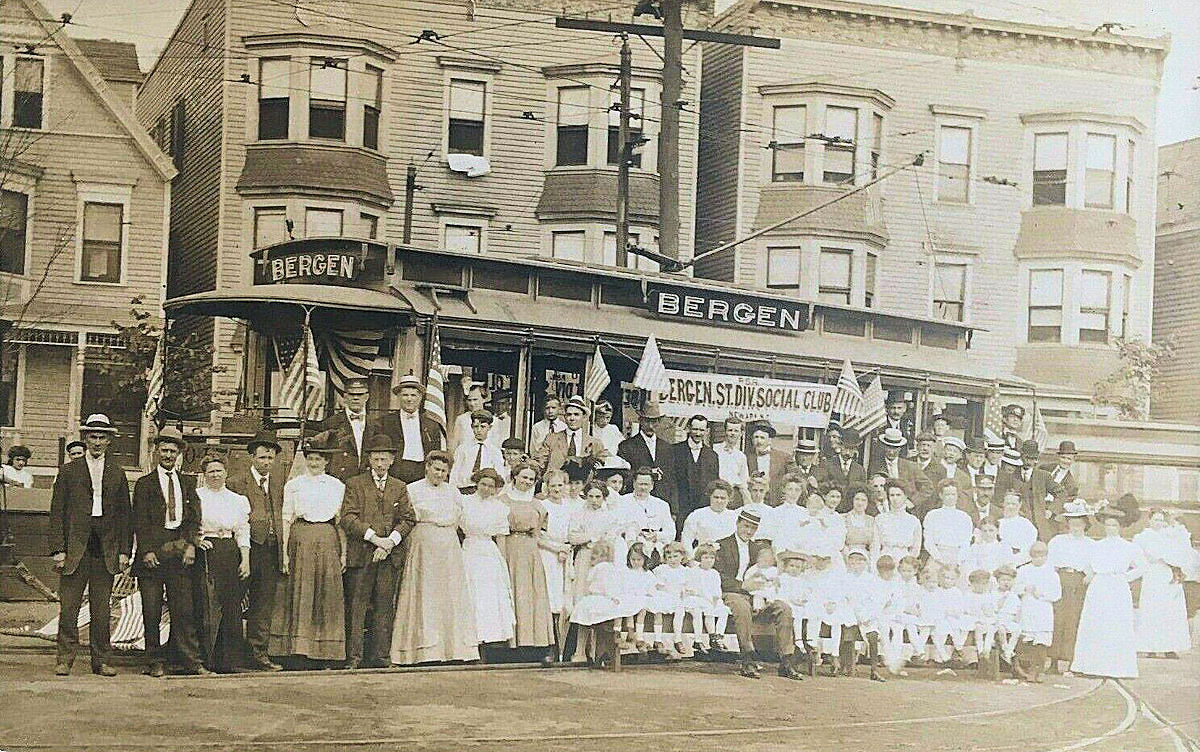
[
  {"xmin": 1056, "ymin": 440, "xmax": 1077, "ymax": 455},
  {"xmin": 1001, "ymin": 403, "xmax": 1025, "ymax": 419},
  {"xmin": 637, "ymin": 401, "xmax": 664, "ymax": 419},
  {"xmin": 246, "ymin": 430, "xmax": 282, "ymax": 454},
  {"xmin": 1019, "ymin": 439, "xmax": 1041, "ymax": 458},
  {"xmin": 363, "ymin": 434, "xmax": 397, "ymax": 454},
  {"xmin": 840, "ymin": 427, "xmax": 863, "ymax": 447}
]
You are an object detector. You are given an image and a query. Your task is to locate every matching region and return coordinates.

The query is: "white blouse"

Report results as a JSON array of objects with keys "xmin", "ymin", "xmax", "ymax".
[
  {"xmin": 196, "ymin": 485, "xmax": 251, "ymax": 549},
  {"xmin": 283, "ymin": 472, "xmax": 345, "ymax": 526},
  {"xmin": 1047, "ymin": 533, "xmax": 1094, "ymax": 571}
]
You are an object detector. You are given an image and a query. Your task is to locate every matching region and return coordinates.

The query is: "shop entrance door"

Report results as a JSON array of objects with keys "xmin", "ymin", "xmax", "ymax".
[
  {"xmin": 528, "ymin": 350, "xmax": 586, "ymax": 442},
  {"xmin": 441, "ymin": 340, "xmax": 519, "ymax": 446}
]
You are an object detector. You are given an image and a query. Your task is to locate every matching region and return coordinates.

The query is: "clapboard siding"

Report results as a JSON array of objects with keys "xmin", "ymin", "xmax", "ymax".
[
  {"xmin": 15, "ymin": 345, "xmax": 73, "ymax": 462},
  {"xmin": 694, "ymin": 43, "xmax": 744, "ymax": 281}
]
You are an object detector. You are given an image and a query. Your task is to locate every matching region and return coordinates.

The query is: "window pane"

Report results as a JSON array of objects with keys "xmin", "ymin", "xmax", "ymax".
[
  {"xmin": 360, "ymin": 212, "xmax": 379, "ymax": 240},
  {"xmin": 551, "ymin": 230, "xmax": 585, "ymax": 261},
  {"xmin": 450, "ymin": 79, "xmax": 485, "ymax": 121},
  {"xmin": 871, "ymin": 113, "xmax": 883, "ymax": 150},
  {"xmin": 940, "ymin": 126, "xmax": 970, "ymax": 165},
  {"xmin": 1078, "ymin": 311, "xmax": 1108, "ymax": 330},
  {"xmin": 603, "ymin": 232, "xmax": 618, "ymax": 267},
  {"xmin": 773, "ymin": 105, "xmax": 805, "ymax": 145},
  {"xmin": 773, "ymin": 144, "xmax": 804, "ymax": 181},
  {"xmin": 253, "ymin": 207, "xmax": 287, "ymax": 248},
  {"xmin": 820, "ymin": 249, "xmax": 851, "ymax": 286},
  {"xmin": 826, "ymin": 106, "xmax": 857, "ymax": 141},
  {"xmin": 445, "ymin": 224, "xmax": 482, "ymax": 253},
  {"xmin": 15, "ymin": 57, "xmax": 43, "ymax": 93},
  {"xmin": 558, "ymin": 127, "xmax": 588, "ymax": 166},
  {"xmin": 559, "ymin": 87, "xmax": 589, "ymax": 165},
  {"xmin": 1125, "ymin": 140, "xmax": 1135, "ymax": 213},
  {"xmin": 609, "ymin": 87, "xmax": 645, "ymax": 126},
  {"xmin": 1086, "ymin": 133, "xmax": 1115, "ymax": 170},
  {"xmin": 14, "ymin": 58, "xmax": 43, "ymax": 129},
  {"xmin": 1085, "ymin": 133, "xmax": 1115, "ymax": 208},
  {"xmin": 559, "ymin": 86, "xmax": 590, "ymax": 126},
  {"xmin": 1029, "ymin": 269, "xmax": 1062, "ymax": 305},
  {"xmin": 1034, "ymin": 133, "xmax": 1067, "ymax": 170},
  {"xmin": 260, "ymin": 59, "xmax": 290, "ymax": 100},
  {"xmin": 766, "ymin": 247, "xmax": 800, "ymax": 290},
  {"xmin": 939, "ymin": 128, "xmax": 970, "ymax": 202},
  {"xmin": 865, "ymin": 253, "xmax": 877, "ymax": 306},
  {"xmin": 1079, "ymin": 270, "xmax": 1109, "ymax": 308},
  {"xmin": 939, "ymin": 163, "xmax": 969, "ymax": 203},
  {"xmin": 1029, "ymin": 308, "xmax": 1062, "ymax": 327},
  {"xmin": 934, "ymin": 263, "xmax": 965, "ymax": 300},
  {"xmin": 310, "ymin": 59, "xmax": 346, "ymax": 102},
  {"xmin": 82, "ymin": 202, "xmax": 123, "ymax": 283},
  {"xmin": 824, "ymin": 145, "xmax": 854, "ymax": 183},
  {"xmin": 449, "ymin": 121, "xmax": 484, "ymax": 156},
  {"xmin": 305, "ymin": 208, "xmax": 342, "ymax": 237},
  {"xmin": 0, "ymin": 191, "xmax": 27, "ymax": 274},
  {"xmin": 607, "ymin": 126, "xmax": 643, "ymax": 167},
  {"xmin": 85, "ymin": 203, "xmax": 123, "ymax": 242},
  {"xmin": 366, "ymin": 65, "xmax": 383, "ymax": 107}
]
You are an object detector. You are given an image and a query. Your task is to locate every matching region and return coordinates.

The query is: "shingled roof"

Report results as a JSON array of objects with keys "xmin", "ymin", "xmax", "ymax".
[
  {"xmin": 74, "ymin": 38, "xmax": 143, "ymax": 84},
  {"xmin": 237, "ymin": 144, "xmax": 394, "ymax": 206}
]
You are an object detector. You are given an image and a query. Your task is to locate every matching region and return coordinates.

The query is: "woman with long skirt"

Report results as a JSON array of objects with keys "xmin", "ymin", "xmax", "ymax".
[
  {"xmin": 502, "ymin": 462, "xmax": 555, "ymax": 659},
  {"xmin": 270, "ymin": 437, "xmax": 347, "ymax": 666},
  {"xmin": 1046, "ymin": 501, "xmax": 1094, "ymax": 675},
  {"xmin": 1071, "ymin": 511, "xmax": 1143, "ymax": 679},
  {"xmin": 193, "ymin": 455, "xmax": 252, "ymax": 673},
  {"xmin": 1133, "ymin": 509, "xmax": 1194, "ymax": 657},
  {"xmin": 538, "ymin": 469, "xmax": 576, "ymax": 657},
  {"xmin": 460, "ymin": 468, "xmax": 516, "ymax": 650},
  {"xmin": 390, "ymin": 451, "xmax": 479, "ymax": 664}
]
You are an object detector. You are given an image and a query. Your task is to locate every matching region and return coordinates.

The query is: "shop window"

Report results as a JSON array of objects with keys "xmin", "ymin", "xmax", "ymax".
[
  {"xmin": 448, "ymin": 79, "xmax": 486, "ymax": 156},
  {"xmin": 0, "ymin": 345, "xmax": 16, "ymax": 427},
  {"xmin": 1125, "ymin": 139, "xmax": 1134, "ymax": 213},
  {"xmin": 309, "ymin": 58, "xmax": 347, "ymax": 140},
  {"xmin": 538, "ymin": 271, "xmax": 592, "ymax": 301},
  {"xmin": 257, "ymin": 58, "xmax": 290, "ymax": 140},
  {"xmin": 445, "ymin": 223, "xmax": 482, "ymax": 253},
  {"xmin": 0, "ymin": 190, "xmax": 28, "ymax": 275},
  {"xmin": 1085, "ymin": 133, "xmax": 1116, "ymax": 209},
  {"xmin": 818, "ymin": 248, "xmax": 852, "ymax": 304},
  {"xmin": 600, "ymin": 279, "xmax": 644, "ymax": 308},
  {"xmin": 253, "ymin": 206, "xmax": 288, "ymax": 248},
  {"xmin": 869, "ymin": 112, "xmax": 883, "ymax": 179},
  {"xmin": 304, "ymin": 207, "xmax": 342, "ymax": 237},
  {"xmin": 1032, "ymin": 132, "xmax": 1067, "ymax": 206},
  {"xmin": 766, "ymin": 246, "xmax": 800, "ymax": 290},
  {"xmin": 555, "ymin": 86, "xmax": 589, "ymax": 166},
  {"xmin": 937, "ymin": 125, "xmax": 971, "ymax": 204},
  {"xmin": 402, "ymin": 255, "xmax": 464, "ymax": 285},
  {"xmin": 13, "ymin": 57, "xmax": 44, "ymax": 129},
  {"xmin": 1078, "ymin": 269, "xmax": 1111, "ymax": 344},
  {"xmin": 363, "ymin": 64, "xmax": 383, "ymax": 150},
  {"xmin": 360, "ymin": 212, "xmax": 379, "ymax": 240},
  {"xmin": 1028, "ymin": 268, "xmax": 1063, "ymax": 342},
  {"xmin": 823, "ymin": 106, "xmax": 857, "ymax": 184},
  {"xmin": 608, "ymin": 87, "xmax": 644, "ymax": 168},
  {"xmin": 472, "ymin": 261, "xmax": 528, "ymax": 293},
  {"xmin": 80, "ymin": 202, "xmax": 123, "ymax": 284},
  {"xmin": 771, "ymin": 105, "xmax": 805, "ymax": 182},
  {"xmin": 933, "ymin": 262, "xmax": 966, "ymax": 322},
  {"xmin": 865, "ymin": 253, "xmax": 877, "ymax": 308},
  {"xmin": 551, "ymin": 230, "xmax": 585, "ymax": 262}
]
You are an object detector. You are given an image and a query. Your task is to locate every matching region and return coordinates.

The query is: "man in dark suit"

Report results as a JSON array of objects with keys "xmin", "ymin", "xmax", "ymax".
[
  {"xmin": 1001, "ymin": 404, "xmax": 1025, "ymax": 451},
  {"xmin": 1040, "ymin": 440, "xmax": 1080, "ymax": 503},
  {"xmin": 868, "ymin": 427, "xmax": 933, "ymax": 507},
  {"xmin": 317, "ymin": 378, "xmax": 378, "ymax": 481},
  {"xmin": 617, "ymin": 402, "xmax": 666, "ymax": 492},
  {"xmin": 876, "ymin": 390, "xmax": 915, "ymax": 457},
  {"xmin": 745, "ymin": 422, "xmax": 791, "ymax": 502},
  {"xmin": 816, "ymin": 427, "xmax": 868, "ymax": 511},
  {"xmin": 716, "ymin": 509, "xmax": 801, "ymax": 680},
  {"xmin": 373, "ymin": 373, "xmax": 442, "ymax": 483},
  {"xmin": 339, "ymin": 435, "xmax": 417, "ymax": 668},
  {"xmin": 967, "ymin": 473, "xmax": 999, "ymax": 528},
  {"xmin": 994, "ymin": 440, "xmax": 1061, "ymax": 541},
  {"xmin": 48, "ymin": 414, "xmax": 132, "ymax": 677},
  {"xmin": 786, "ymin": 438, "xmax": 821, "ymax": 497},
  {"xmin": 132, "ymin": 428, "xmax": 205, "ymax": 677},
  {"xmin": 922, "ymin": 435, "xmax": 973, "ymax": 515},
  {"xmin": 226, "ymin": 430, "xmax": 285, "ymax": 671},
  {"xmin": 665, "ymin": 414, "xmax": 719, "ymax": 526}
]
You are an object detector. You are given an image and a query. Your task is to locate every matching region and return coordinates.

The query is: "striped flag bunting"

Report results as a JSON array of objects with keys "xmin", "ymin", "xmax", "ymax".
[
  {"xmin": 633, "ymin": 333, "xmax": 670, "ymax": 393},
  {"xmin": 845, "ymin": 374, "xmax": 886, "ymax": 434},
  {"xmin": 983, "ymin": 385, "xmax": 1006, "ymax": 440},
  {"xmin": 831, "ymin": 359, "xmax": 863, "ymax": 421},
  {"xmin": 318, "ymin": 330, "xmax": 383, "ymax": 396},
  {"xmin": 583, "ymin": 345, "xmax": 610, "ymax": 402},
  {"xmin": 279, "ymin": 328, "xmax": 325, "ymax": 421},
  {"xmin": 143, "ymin": 335, "xmax": 165, "ymax": 416},
  {"xmin": 423, "ymin": 322, "xmax": 447, "ymax": 437},
  {"xmin": 1032, "ymin": 403, "xmax": 1048, "ymax": 450}
]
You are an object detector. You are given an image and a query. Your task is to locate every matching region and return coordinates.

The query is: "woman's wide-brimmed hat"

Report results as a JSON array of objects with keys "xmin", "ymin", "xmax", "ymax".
[{"xmin": 303, "ymin": 431, "xmax": 341, "ymax": 455}]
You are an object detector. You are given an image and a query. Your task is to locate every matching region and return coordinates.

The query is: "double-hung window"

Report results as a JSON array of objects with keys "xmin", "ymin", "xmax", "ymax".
[
  {"xmin": 771, "ymin": 105, "xmax": 805, "ymax": 182},
  {"xmin": 13, "ymin": 57, "xmax": 44, "ymax": 129},
  {"xmin": 1032, "ymin": 132, "xmax": 1067, "ymax": 206},
  {"xmin": 555, "ymin": 87, "xmax": 589, "ymax": 166},
  {"xmin": 0, "ymin": 191, "xmax": 28, "ymax": 275},
  {"xmin": 608, "ymin": 88, "xmax": 644, "ymax": 168},
  {"xmin": 448, "ymin": 79, "xmax": 486, "ymax": 156},
  {"xmin": 818, "ymin": 248, "xmax": 853, "ymax": 304},
  {"xmin": 363, "ymin": 65, "xmax": 383, "ymax": 150},
  {"xmin": 1028, "ymin": 269, "xmax": 1063, "ymax": 342},
  {"xmin": 823, "ymin": 106, "xmax": 857, "ymax": 184},
  {"xmin": 445, "ymin": 224, "xmax": 482, "ymax": 253},
  {"xmin": 933, "ymin": 263, "xmax": 967, "ymax": 322},
  {"xmin": 80, "ymin": 203, "xmax": 124, "ymax": 284},
  {"xmin": 1085, "ymin": 133, "xmax": 1116, "ymax": 209},
  {"xmin": 258, "ymin": 58, "xmax": 290, "ymax": 140},
  {"xmin": 1078, "ymin": 270, "xmax": 1111, "ymax": 343},
  {"xmin": 938, "ymin": 125, "xmax": 971, "ymax": 203},
  {"xmin": 309, "ymin": 58, "xmax": 347, "ymax": 140},
  {"xmin": 766, "ymin": 246, "xmax": 801, "ymax": 291}
]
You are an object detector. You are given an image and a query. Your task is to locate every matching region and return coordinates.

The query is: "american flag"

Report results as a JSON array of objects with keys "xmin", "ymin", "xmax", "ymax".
[
  {"xmin": 143, "ymin": 335, "xmax": 164, "ymax": 417},
  {"xmin": 279, "ymin": 328, "xmax": 325, "ymax": 421},
  {"xmin": 633, "ymin": 333, "xmax": 670, "ymax": 393},
  {"xmin": 844, "ymin": 374, "xmax": 886, "ymax": 434},
  {"xmin": 319, "ymin": 329, "xmax": 383, "ymax": 396},
  {"xmin": 982, "ymin": 384, "xmax": 1005, "ymax": 440},
  {"xmin": 831, "ymin": 359, "xmax": 863, "ymax": 420},
  {"xmin": 1032, "ymin": 403, "xmax": 1048, "ymax": 449},
  {"xmin": 423, "ymin": 322, "xmax": 447, "ymax": 437},
  {"xmin": 583, "ymin": 345, "xmax": 610, "ymax": 402}
]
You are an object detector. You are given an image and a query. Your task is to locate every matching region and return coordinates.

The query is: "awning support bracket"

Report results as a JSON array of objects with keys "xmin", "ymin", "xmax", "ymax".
[{"xmin": 412, "ymin": 283, "xmax": 477, "ymax": 314}]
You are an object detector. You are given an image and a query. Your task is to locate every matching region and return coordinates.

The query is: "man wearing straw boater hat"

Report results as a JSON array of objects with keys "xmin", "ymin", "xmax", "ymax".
[
  {"xmin": 374, "ymin": 372, "xmax": 442, "ymax": 483},
  {"xmin": 617, "ymin": 400, "xmax": 666, "ymax": 481},
  {"xmin": 48, "ymin": 414, "xmax": 132, "ymax": 677},
  {"xmin": 868, "ymin": 427, "xmax": 932, "ymax": 505},
  {"xmin": 131, "ymin": 427, "xmax": 206, "ymax": 677}
]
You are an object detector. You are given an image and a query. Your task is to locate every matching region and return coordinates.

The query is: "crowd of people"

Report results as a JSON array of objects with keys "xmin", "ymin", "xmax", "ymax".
[{"xmin": 43, "ymin": 378, "xmax": 1197, "ymax": 685}]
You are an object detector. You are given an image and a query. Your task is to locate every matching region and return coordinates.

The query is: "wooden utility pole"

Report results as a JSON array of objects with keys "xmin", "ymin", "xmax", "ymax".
[
  {"xmin": 402, "ymin": 163, "xmax": 417, "ymax": 244},
  {"xmin": 616, "ymin": 33, "xmax": 632, "ymax": 264}
]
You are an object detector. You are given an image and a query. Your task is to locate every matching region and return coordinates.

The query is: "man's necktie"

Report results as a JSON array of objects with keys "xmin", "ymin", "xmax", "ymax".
[
  {"xmin": 166, "ymin": 472, "xmax": 177, "ymax": 523},
  {"xmin": 376, "ymin": 476, "xmax": 386, "ymax": 493},
  {"xmin": 473, "ymin": 443, "xmax": 484, "ymax": 473},
  {"xmin": 568, "ymin": 433, "xmax": 578, "ymax": 457},
  {"xmin": 260, "ymin": 477, "xmax": 273, "ymax": 535}
]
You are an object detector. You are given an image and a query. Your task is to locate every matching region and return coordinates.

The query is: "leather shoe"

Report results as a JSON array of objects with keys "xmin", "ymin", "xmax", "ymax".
[
  {"xmin": 250, "ymin": 655, "xmax": 283, "ymax": 672},
  {"xmin": 777, "ymin": 661, "xmax": 804, "ymax": 680},
  {"xmin": 54, "ymin": 662, "xmax": 71, "ymax": 676},
  {"xmin": 144, "ymin": 662, "xmax": 165, "ymax": 678},
  {"xmin": 181, "ymin": 664, "xmax": 214, "ymax": 676},
  {"xmin": 92, "ymin": 664, "xmax": 117, "ymax": 677},
  {"xmin": 739, "ymin": 661, "xmax": 761, "ymax": 679}
]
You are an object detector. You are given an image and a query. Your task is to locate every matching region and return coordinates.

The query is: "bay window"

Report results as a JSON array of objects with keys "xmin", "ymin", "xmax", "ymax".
[
  {"xmin": 1085, "ymin": 133, "xmax": 1116, "ymax": 209},
  {"xmin": 1032, "ymin": 132, "xmax": 1068, "ymax": 206},
  {"xmin": 1078, "ymin": 270, "xmax": 1111, "ymax": 343},
  {"xmin": 308, "ymin": 58, "xmax": 347, "ymax": 140},
  {"xmin": 771, "ymin": 105, "xmax": 805, "ymax": 182},
  {"xmin": 823, "ymin": 106, "xmax": 857, "ymax": 184}
]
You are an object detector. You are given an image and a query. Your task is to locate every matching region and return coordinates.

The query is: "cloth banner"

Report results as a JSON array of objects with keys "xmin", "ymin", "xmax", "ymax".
[{"xmin": 653, "ymin": 369, "xmax": 836, "ymax": 428}]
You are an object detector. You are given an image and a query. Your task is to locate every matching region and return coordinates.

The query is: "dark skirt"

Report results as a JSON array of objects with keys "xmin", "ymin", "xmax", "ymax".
[
  {"xmin": 1049, "ymin": 570, "xmax": 1086, "ymax": 662},
  {"xmin": 196, "ymin": 537, "xmax": 244, "ymax": 671},
  {"xmin": 270, "ymin": 521, "xmax": 345, "ymax": 661}
]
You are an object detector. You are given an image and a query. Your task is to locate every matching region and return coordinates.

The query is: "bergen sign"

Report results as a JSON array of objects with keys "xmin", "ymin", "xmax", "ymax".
[
  {"xmin": 646, "ymin": 283, "xmax": 809, "ymax": 332},
  {"xmin": 655, "ymin": 369, "xmax": 836, "ymax": 427},
  {"xmin": 251, "ymin": 238, "xmax": 386, "ymax": 286}
]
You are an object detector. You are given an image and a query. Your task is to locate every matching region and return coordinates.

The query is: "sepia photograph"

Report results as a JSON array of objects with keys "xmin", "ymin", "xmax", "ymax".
[{"xmin": 0, "ymin": 0, "xmax": 1196, "ymax": 749}]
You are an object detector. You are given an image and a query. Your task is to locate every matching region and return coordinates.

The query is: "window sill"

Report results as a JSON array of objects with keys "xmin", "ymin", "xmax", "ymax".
[
  {"xmin": 934, "ymin": 199, "xmax": 974, "ymax": 208},
  {"xmin": 75, "ymin": 279, "xmax": 127, "ymax": 287}
]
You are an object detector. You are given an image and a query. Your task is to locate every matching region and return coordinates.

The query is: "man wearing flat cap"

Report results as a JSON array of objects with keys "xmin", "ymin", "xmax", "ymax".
[
  {"xmin": 317, "ymin": 377, "xmax": 378, "ymax": 482},
  {"xmin": 49, "ymin": 414, "xmax": 132, "ymax": 677},
  {"xmin": 373, "ymin": 373, "xmax": 443, "ymax": 483},
  {"xmin": 132, "ymin": 427, "xmax": 205, "ymax": 677}
]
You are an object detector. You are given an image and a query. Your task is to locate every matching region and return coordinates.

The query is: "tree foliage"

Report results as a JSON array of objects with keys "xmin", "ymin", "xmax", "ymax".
[{"xmin": 1091, "ymin": 336, "xmax": 1176, "ymax": 421}]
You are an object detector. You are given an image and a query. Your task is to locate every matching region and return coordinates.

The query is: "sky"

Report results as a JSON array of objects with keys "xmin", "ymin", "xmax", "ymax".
[{"xmin": 41, "ymin": 0, "xmax": 1200, "ymax": 145}]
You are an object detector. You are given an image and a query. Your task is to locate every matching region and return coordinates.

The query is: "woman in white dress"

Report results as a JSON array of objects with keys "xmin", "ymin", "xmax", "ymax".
[
  {"xmin": 758, "ymin": 475, "xmax": 809, "ymax": 552},
  {"xmin": 460, "ymin": 468, "xmax": 516, "ymax": 647},
  {"xmin": 1133, "ymin": 509, "xmax": 1193, "ymax": 657},
  {"xmin": 680, "ymin": 479, "xmax": 738, "ymax": 555},
  {"xmin": 873, "ymin": 480, "xmax": 922, "ymax": 563},
  {"xmin": 538, "ymin": 469, "xmax": 576, "ymax": 628},
  {"xmin": 1071, "ymin": 511, "xmax": 1143, "ymax": 679}
]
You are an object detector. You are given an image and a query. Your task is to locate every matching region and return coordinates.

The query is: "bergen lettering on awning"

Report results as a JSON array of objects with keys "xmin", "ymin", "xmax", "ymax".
[
  {"xmin": 251, "ymin": 238, "xmax": 388, "ymax": 286},
  {"xmin": 656, "ymin": 369, "xmax": 836, "ymax": 427},
  {"xmin": 646, "ymin": 282, "xmax": 809, "ymax": 333}
]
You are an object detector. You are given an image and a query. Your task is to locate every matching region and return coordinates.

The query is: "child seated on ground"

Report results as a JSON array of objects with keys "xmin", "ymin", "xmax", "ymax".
[
  {"xmin": 652, "ymin": 542, "xmax": 690, "ymax": 657},
  {"xmin": 993, "ymin": 564, "xmax": 1022, "ymax": 666},
  {"xmin": 1012, "ymin": 541, "xmax": 1061, "ymax": 683},
  {"xmin": 742, "ymin": 547, "xmax": 780, "ymax": 612},
  {"xmin": 936, "ymin": 565, "xmax": 971, "ymax": 673},
  {"xmin": 682, "ymin": 544, "xmax": 730, "ymax": 653},
  {"xmin": 964, "ymin": 568, "xmax": 998, "ymax": 666},
  {"xmin": 843, "ymin": 548, "xmax": 887, "ymax": 682}
]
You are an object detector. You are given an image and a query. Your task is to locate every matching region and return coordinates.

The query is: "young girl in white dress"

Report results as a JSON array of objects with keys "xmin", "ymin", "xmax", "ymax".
[
  {"xmin": 964, "ymin": 568, "xmax": 998, "ymax": 662},
  {"xmin": 652, "ymin": 542, "xmax": 690, "ymax": 656},
  {"xmin": 961, "ymin": 519, "xmax": 1010, "ymax": 584},
  {"xmin": 570, "ymin": 538, "xmax": 635, "ymax": 626},
  {"xmin": 935, "ymin": 565, "xmax": 970, "ymax": 670},
  {"xmin": 1133, "ymin": 509, "xmax": 1194, "ymax": 657},
  {"xmin": 804, "ymin": 545, "xmax": 852, "ymax": 671},
  {"xmin": 896, "ymin": 556, "xmax": 923, "ymax": 665},
  {"xmin": 912, "ymin": 564, "xmax": 943, "ymax": 665},
  {"xmin": 997, "ymin": 492, "xmax": 1038, "ymax": 565},
  {"xmin": 621, "ymin": 543, "xmax": 677, "ymax": 654},
  {"xmin": 1013, "ymin": 541, "xmax": 1061, "ymax": 683},
  {"xmin": 682, "ymin": 544, "xmax": 730, "ymax": 653},
  {"xmin": 1071, "ymin": 512, "xmax": 1143, "ymax": 679},
  {"xmin": 460, "ymin": 469, "xmax": 516, "ymax": 646}
]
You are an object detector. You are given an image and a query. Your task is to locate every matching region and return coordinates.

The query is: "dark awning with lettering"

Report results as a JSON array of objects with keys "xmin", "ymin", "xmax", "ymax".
[{"xmin": 163, "ymin": 284, "xmax": 417, "ymax": 325}]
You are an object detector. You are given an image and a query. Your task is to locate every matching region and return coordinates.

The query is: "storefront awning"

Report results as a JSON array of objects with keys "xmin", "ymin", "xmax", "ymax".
[{"xmin": 163, "ymin": 284, "xmax": 418, "ymax": 320}]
